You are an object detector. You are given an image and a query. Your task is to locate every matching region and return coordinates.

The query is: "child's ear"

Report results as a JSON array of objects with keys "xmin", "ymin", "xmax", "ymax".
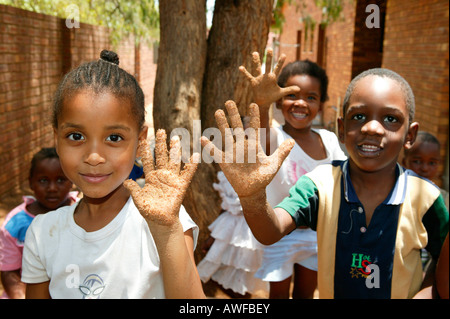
[
  {"xmin": 337, "ymin": 116, "xmax": 345, "ymax": 143},
  {"xmin": 404, "ymin": 121, "xmax": 419, "ymax": 150}
]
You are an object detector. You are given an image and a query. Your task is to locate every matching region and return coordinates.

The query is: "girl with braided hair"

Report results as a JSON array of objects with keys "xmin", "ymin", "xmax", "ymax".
[{"xmin": 21, "ymin": 50, "xmax": 204, "ymax": 299}]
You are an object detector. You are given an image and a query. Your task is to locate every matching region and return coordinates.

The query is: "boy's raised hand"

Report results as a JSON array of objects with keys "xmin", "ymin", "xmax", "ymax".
[
  {"xmin": 239, "ymin": 48, "xmax": 300, "ymax": 110},
  {"xmin": 124, "ymin": 130, "xmax": 199, "ymax": 227},
  {"xmin": 200, "ymin": 100, "xmax": 294, "ymax": 198}
]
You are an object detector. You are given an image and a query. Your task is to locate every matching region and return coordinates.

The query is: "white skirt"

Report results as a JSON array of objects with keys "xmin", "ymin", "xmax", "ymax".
[
  {"xmin": 197, "ymin": 211, "xmax": 269, "ymax": 295},
  {"xmin": 255, "ymin": 228, "xmax": 318, "ymax": 282}
]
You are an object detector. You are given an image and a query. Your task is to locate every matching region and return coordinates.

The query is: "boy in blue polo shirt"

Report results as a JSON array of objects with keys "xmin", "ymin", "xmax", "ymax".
[{"xmin": 201, "ymin": 68, "xmax": 448, "ymax": 298}]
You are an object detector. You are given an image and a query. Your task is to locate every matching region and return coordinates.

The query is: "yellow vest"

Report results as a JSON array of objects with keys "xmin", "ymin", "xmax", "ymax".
[{"xmin": 308, "ymin": 164, "xmax": 441, "ymax": 299}]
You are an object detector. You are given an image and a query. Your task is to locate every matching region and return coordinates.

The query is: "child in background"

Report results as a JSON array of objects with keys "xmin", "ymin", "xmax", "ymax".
[
  {"xmin": 0, "ymin": 147, "xmax": 77, "ymax": 298},
  {"xmin": 21, "ymin": 50, "xmax": 203, "ymax": 299},
  {"xmin": 403, "ymin": 131, "xmax": 448, "ymax": 208},
  {"xmin": 239, "ymin": 49, "xmax": 346, "ymax": 298},
  {"xmin": 402, "ymin": 131, "xmax": 449, "ymax": 272},
  {"xmin": 201, "ymin": 67, "xmax": 449, "ymax": 298},
  {"xmin": 197, "ymin": 116, "xmax": 268, "ymax": 298}
]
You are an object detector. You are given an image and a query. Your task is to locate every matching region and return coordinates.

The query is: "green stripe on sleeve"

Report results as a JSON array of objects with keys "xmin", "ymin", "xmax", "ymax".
[{"xmin": 275, "ymin": 175, "xmax": 320, "ymax": 230}]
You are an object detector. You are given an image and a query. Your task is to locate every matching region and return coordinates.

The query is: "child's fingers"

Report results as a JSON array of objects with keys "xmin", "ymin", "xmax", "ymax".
[
  {"xmin": 138, "ymin": 139, "xmax": 155, "ymax": 178},
  {"xmin": 281, "ymin": 85, "xmax": 301, "ymax": 97},
  {"xmin": 168, "ymin": 135, "xmax": 181, "ymax": 173},
  {"xmin": 123, "ymin": 179, "xmax": 143, "ymax": 199},
  {"xmin": 265, "ymin": 48, "xmax": 273, "ymax": 74},
  {"xmin": 273, "ymin": 54, "xmax": 287, "ymax": 77},
  {"xmin": 247, "ymin": 103, "xmax": 261, "ymax": 132},
  {"xmin": 201, "ymin": 136, "xmax": 224, "ymax": 164},
  {"xmin": 272, "ymin": 138, "xmax": 295, "ymax": 167},
  {"xmin": 180, "ymin": 153, "xmax": 200, "ymax": 183},
  {"xmin": 252, "ymin": 51, "xmax": 262, "ymax": 75},
  {"xmin": 225, "ymin": 100, "xmax": 244, "ymax": 130},
  {"xmin": 239, "ymin": 66, "xmax": 254, "ymax": 82},
  {"xmin": 155, "ymin": 129, "xmax": 169, "ymax": 169}
]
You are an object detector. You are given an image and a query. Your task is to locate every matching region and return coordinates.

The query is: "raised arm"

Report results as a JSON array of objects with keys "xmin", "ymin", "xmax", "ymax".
[
  {"xmin": 124, "ymin": 130, "xmax": 204, "ymax": 299},
  {"xmin": 200, "ymin": 100, "xmax": 296, "ymax": 245}
]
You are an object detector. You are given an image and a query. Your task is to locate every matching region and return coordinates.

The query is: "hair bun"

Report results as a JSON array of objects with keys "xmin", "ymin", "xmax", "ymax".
[{"xmin": 100, "ymin": 50, "xmax": 119, "ymax": 65}]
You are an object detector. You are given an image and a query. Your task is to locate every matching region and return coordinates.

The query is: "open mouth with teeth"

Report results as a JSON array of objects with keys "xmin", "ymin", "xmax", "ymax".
[
  {"xmin": 357, "ymin": 144, "xmax": 382, "ymax": 157},
  {"xmin": 290, "ymin": 111, "xmax": 308, "ymax": 120}
]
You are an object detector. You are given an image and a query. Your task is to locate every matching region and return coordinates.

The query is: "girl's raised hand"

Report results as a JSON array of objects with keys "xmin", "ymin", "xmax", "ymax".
[
  {"xmin": 239, "ymin": 48, "xmax": 300, "ymax": 110},
  {"xmin": 124, "ymin": 130, "xmax": 199, "ymax": 227},
  {"xmin": 200, "ymin": 100, "xmax": 294, "ymax": 198}
]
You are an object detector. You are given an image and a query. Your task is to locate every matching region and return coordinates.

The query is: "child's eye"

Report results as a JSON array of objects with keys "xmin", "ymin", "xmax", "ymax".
[
  {"xmin": 67, "ymin": 133, "xmax": 84, "ymax": 141},
  {"xmin": 106, "ymin": 134, "xmax": 123, "ymax": 142},
  {"xmin": 39, "ymin": 178, "xmax": 48, "ymax": 184},
  {"xmin": 384, "ymin": 115, "xmax": 398, "ymax": 123},
  {"xmin": 351, "ymin": 114, "xmax": 365, "ymax": 121}
]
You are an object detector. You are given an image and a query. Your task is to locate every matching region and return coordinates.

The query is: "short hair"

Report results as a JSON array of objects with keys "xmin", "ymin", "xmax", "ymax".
[
  {"xmin": 404, "ymin": 131, "xmax": 441, "ymax": 157},
  {"xmin": 52, "ymin": 50, "xmax": 145, "ymax": 129},
  {"xmin": 29, "ymin": 147, "xmax": 59, "ymax": 179},
  {"xmin": 277, "ymin": 60, "xmax": 329, "ymax": 102},
  {"xmin": 342, "ymin": 68, "xmax": 415, "ymax": 122}
]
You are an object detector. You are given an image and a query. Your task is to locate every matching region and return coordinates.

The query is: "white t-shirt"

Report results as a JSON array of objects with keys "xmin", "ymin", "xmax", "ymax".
[
  {"xmin": 266, "ymin": 126, "xmax": 347, "ymax": 206},
  {"xmin": 21, "ymin": 197, "xmax": 198, "ymax": 299}
]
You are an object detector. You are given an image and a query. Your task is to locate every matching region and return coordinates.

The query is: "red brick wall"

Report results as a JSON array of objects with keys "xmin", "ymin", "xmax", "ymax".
[
  {"xmin": 382, "ymin": 0, "xmax": 449, "ymax": 186},
  {"xmin": 0, "ymin": 4, "xmax": 157, "ymax": 199}
]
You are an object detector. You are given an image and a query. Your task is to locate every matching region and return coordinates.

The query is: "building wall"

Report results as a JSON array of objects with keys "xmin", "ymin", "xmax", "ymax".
[
  {"xmin": 382, "ymin": 0, "xmax": 449, "ymax": 186},
  {"xmin": 0, "ymin": 4, "xmax": 157, "ymax": 199}
]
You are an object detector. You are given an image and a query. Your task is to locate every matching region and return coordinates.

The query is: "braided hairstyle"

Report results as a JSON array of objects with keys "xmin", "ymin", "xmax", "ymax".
[{"xmin": 52, "ymin": 50, "xmax": 145, "ymax": 130}]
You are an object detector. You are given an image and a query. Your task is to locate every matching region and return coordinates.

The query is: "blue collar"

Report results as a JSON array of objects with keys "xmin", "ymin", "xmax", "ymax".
[{"xmin": 341, "ymin": 160, "xmax": 406, "ymax": 205}]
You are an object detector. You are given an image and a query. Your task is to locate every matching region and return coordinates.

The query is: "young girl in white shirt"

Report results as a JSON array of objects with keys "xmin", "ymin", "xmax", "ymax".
[
  {"xmin": 239, "ymin": 49, "xmax": 346, "ymax": 298},
  {"xmin": 21, "ymin": 50, "xmax": 204, "ymax": 299}
]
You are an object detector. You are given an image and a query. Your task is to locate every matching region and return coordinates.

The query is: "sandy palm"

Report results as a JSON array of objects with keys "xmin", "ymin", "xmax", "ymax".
[
  {"xmin": 124, "ymin": 129, "xmax": 199, "ymax": 226},
  {"xmin": 200, "ymin": 100, "xmax": 294, "ymax": 198},
  {"xmin": 239, "ymin": 48, "xmax": 300, "ymax": 109}
]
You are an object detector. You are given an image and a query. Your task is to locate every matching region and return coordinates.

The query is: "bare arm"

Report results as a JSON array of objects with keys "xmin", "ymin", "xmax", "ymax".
[
  {"xmin": 26, "ymin": 280, "xmax": 50, "ymax": 299},
  {"xmin": 124, "ymin": 131, "xmax": 205, "ymax": 299},
  {"xmin": 201, "ymin": 100, "xmax": 296, "ymax": 245},
  {"xmin": 1, "ymin": 270, "xmax": 26, "ymax": 299}
]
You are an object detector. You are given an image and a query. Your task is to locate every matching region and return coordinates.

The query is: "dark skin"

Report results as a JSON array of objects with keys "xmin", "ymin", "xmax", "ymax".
[
  {"xmin": 201, "ymin": 75, "xmax": 423, "ymax": 298},
  {"xmin": 239, "ymin": 50, "xmax": 322, "ymax": 299},
  {"xmin": 337, "ymin": 76, "xmax": 418, "ymax": 225},
  {"xmin": 1, "ymin": 158, "xmax": 74, "ymax": 299}
]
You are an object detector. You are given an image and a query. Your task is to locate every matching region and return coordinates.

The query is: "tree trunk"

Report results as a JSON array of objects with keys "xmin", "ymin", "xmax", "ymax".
[
  {"xmin": 155, "ymin": 0, "xmax": 274, "ymax": 262},
  {"xmin": 202, "ymin": 0, "xmax": 274, "ymax": 129},
  {"xmin": 154, "ymin": 0, "xmax": 207, "ymax": 134}
]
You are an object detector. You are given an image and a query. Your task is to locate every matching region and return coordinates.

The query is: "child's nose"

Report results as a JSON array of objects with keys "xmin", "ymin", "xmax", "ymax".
[
  {"xmin": 293, "ymin": 98, "xmax": 308, "ymax": 107},
  {"xmin": 85, "ymin": 144, "xmax": 106, "ymax": 166},
  {"xmin": 47, "ymin": 180, "xmax": 58, "ymax": 192},
  {"xmin": 361, "ymin": 119, "xmax": 384, "ymax": 135}
]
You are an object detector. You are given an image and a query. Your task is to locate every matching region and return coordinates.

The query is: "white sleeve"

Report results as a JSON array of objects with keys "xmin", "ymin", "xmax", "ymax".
[
  {"xmin": 178, "ymin": 205, "xmax": 199, "ymax": 250},
  {"xmin": 21, "ymin": 216, "xmax": 50, "ymax": 284}
]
